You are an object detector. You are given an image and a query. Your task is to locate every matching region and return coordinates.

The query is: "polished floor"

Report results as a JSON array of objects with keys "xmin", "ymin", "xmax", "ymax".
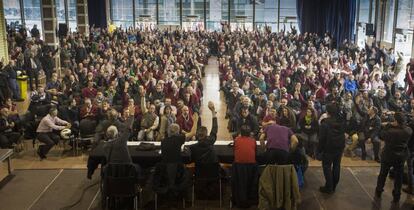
[{"xmin": 0, "ymin": 167, "xmax": 413, "ymax": 210}]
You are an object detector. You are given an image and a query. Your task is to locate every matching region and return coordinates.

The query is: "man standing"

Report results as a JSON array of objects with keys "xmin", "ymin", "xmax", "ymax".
[
  {"xmin": 36, "ymin": 106, "xmax": 71, "ymax": 159},
  {"xmin": 318, "ymin": 103, "xmax": 346, "ymax": 194},
  {"xmin": 259, "ymin": 121, "xmax": 298, "ymax": 165},
  {"xmin": 375, "ymin": 113, "xmax": 412, "ymax": 204}
]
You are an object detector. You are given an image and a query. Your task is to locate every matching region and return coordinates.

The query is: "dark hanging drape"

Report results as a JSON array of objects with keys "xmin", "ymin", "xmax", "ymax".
[
  {"xmin": 87, "ymin": 0, "xmax": 107, "ymax": 28},
  {"xmin": 296, "ymin": 0, "xmax": 357, "ymax": 48}
]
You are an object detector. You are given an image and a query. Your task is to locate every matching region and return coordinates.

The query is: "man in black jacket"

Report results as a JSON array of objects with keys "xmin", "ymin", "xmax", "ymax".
[
  {"xmin": 404, "ymin": 111, "xmax": 414, "ymax": 195},
  {"xmin": 232, "ymin": 108, "xmax": 259, "ymax": 139},
  {"xmin": 359, "ymin": 106, "xmax": 382, "ymax": 162},
  {"xmin": 318, "ymin": 103, "xmax": 346, "ymax": 194},
  {"xmin": 161, "ymin": 123, "xmax": 186, "ymax": 163},
  {"xmin": 189, "ymin": 102, "xmax": 218, "ymax": 163},
  {"xmin": 0, "ymin": 108, "xmax": 21, "ymax": 148},
  {"xmin": 375, "ymin": 112, "xmax": 412, "ymax": 203}
]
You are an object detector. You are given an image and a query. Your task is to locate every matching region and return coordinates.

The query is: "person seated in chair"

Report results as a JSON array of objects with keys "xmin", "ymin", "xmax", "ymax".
[
  {"xmin": 0, "ymin": 107, "xmax": 21, "ymax": 148},
  {"xmin": 234, "ymin": 125, "xmax": 257, "ymax": 164},
  {"xmin": 161, "ymin": 123, "xmax": 186, "ymax": 163},
  {"xmin": 36, "ymin": 106, "xmax": 71, "ymax": 159},
  {"xmin": 138, "ymin": 95, "xmax": 159, "ymax": 141},
  {"xmin": 188, "ymin": 102, "xmax": 218, "ymax": 163},
  {"xmin": 104, "ymin": 125, "xmax": 132, "ymax": 164}
]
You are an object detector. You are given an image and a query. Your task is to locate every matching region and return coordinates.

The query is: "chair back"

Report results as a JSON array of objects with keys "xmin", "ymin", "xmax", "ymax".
[
  {"xmin": 194, "ymin": 162, "xmax": 221, "ymax": 181},
  {"xmin": 102, "ymin": 163, "xmax": 139, "ymax": 197},
  {"xmin": 79, "ymin": 119, "xmax": 97, "ymax": 137}
]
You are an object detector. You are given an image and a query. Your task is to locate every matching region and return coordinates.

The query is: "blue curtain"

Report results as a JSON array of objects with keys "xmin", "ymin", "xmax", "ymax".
[
  {"xmin": 296, "ymin": 0, "xmax": 357, "ymax": 47},
  {"xmin": 88, "ymin": 0, "xmax": 107, "ymax": 28}
]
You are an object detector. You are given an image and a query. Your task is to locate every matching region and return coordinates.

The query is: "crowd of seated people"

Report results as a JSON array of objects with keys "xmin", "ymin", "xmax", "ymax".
[
  {"xmin": 219, "ymin": 27, "xmax": 413, "ymax": 163},
  {"xmin": 0, "ymin": 24, "xmax": 413, "ymax": 162},
  {"xmin": 0, "ymin": 26, "xmax": 213, "ymax": 158}
]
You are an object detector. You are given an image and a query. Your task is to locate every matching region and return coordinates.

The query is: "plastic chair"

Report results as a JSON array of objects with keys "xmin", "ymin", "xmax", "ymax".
[{"xmin": 192, "ymin": 162, "xmax": 222, "ymax": 208}]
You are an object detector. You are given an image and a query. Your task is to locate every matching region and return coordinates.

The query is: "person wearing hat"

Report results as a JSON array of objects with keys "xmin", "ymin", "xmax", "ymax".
[{"xmin": 375, "ymin": 112, "xmax": 412, "ymax": 204}]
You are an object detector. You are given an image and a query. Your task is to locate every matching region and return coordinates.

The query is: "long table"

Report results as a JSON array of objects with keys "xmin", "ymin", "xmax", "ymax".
[{"xmin": 87, "ymin": 140, "xmax": 267, "ymax": 176}]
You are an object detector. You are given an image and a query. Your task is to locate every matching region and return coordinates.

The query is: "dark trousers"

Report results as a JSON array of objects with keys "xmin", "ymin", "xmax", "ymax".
[
  {"xmin": 28, "ymin": 69, "xmax": 39, "ymax": 91},
  {"xmin": 8, "ymin": 78, "xmax": 21, "ymax": 100},
  {"xmin": 359, "ymin": 136, "xmax": 380, "ymax": 160},
  {"xmin": 263, "ymin": 148, "xmax": 289, "ymax": 165},
  {"xmin": 322, "ymin": 151, "xmax": 343, "ymax": 191},
  {"xmin": 376, "ymin": 160, "xmax": 404, "ymax": 201},
  {"xmin": 407, "ymin": 152, "xmax": 414, "ymax": 191},
  {"xmin": 37, "ymin": 132, "xmax": 60, "ymax": 156},
  {"xmin": 0, "ymin": 132, "xmax": 21, "ymax": 148}
]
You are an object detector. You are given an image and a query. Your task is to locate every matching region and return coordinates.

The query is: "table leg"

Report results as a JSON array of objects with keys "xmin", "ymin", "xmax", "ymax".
[{"xmin": 7, "ymin": 157, "xmax": 11, "ymax": 175}]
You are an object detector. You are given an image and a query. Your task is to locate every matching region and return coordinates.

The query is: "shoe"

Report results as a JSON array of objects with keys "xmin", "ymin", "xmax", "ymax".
[
  {"xmin": 37, "ymin": 148, "xmax": 46, "ymax": 160},
  {"xmin": 319, "ymin": 186, "xmax": 334, "ymax": 194},
  {"xmin": 402, "ymin": 187, "xmax": 414, "ymax": 195},
  {"xmin": 374, "ymin": 158, "xmax": 381, "ymax": 163}
]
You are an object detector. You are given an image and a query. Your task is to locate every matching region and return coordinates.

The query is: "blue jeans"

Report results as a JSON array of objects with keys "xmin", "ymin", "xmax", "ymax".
[{"xmin": 8, "ymin": 78, "xmax": 20, "ymax": 99}]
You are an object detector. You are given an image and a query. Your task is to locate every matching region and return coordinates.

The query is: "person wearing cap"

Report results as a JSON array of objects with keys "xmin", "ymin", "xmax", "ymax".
[{"xmin": 375, "ymin": 112, "xmax": 412, "ymax": 204}]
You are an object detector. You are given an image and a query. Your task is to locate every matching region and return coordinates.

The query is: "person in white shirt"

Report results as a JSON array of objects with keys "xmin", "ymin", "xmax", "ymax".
[{"xmin": 36, "ymin": 106, "xmax": 70, "ymax": 159}]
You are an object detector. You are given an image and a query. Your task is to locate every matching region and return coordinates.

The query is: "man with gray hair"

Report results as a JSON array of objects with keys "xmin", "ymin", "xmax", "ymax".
[
  {"xmin": 104, "ymin": 125, "xmax": 132, "ymax": 164},
  {"xmin": 161, "ymin": 123, "xmax": 186, "ymax": 163}
]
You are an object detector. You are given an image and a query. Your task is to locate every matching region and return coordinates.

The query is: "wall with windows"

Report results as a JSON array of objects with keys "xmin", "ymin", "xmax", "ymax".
[
  {"xmin": 108, "ymin": 0, "xmax": 298, "ymax": 32},
  {"xmin": 2, "ymin": 0, "xmax": 77, "ymax": 37}
]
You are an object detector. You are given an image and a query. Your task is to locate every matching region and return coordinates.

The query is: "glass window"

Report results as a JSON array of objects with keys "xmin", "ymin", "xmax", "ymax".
[
  {"xmin": 383, "ymin": 0, "xmax": 395, "ymax": 42},
  {"xmin": 135, "ymin": 0, "xmax": 157, "ymax": 28},
  {"xmin": 3, "ymin": 0, "xmax": 22, "ymax": 26},
  {"xmin": 206, "ymin": 0, "xmax": 228, "ymax": 31},
  {"xmin": 371, "ymin": 0, "xmax": 376, "ymax": 23},
  {"xmin": 279, "ymin": 0, "xmax": 298, "ymax": 33},
  {"xmin": 182, "ymin": 0, "xmax": 204, "ymax": 30},
  {"xmin": 396, "ymin": 0, "xmax": 414, "ymax": 29},
  {"xmin": 24, "ymin": 0, "xmax": 43, "ymax": 37},
  {"xmin": 230, "ymin": 0, "xmax": 253, "ymax": 31},
  {"xmin": 56, "ymin": 0, "xmax": 65, "ymax": 25},
  {"xmin": 394, "ymin": 0, "xmax": 414, "ymax": 60},
  {"xmin": 255, "ymin": 0, "xmax": 278, "ymax": 32},
  {"xmin": 158, "ymin": 0, "xmax": 180, "ymax": 26},
  {"xmin": 112, "ymin": 0, "xmax": 133, "ymax": 28},
  {"xmin": 359, "ymin": 0, "xmax": 370, "ymax": 23},
  {"xmin": 68, "ymin": 0, "xmax": 77, "ymax": 32}
]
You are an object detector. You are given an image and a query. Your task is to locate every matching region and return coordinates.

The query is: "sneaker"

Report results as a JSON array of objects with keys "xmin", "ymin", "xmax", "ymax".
[
  {"xmin": 374, "ymin": 158, "xmax": 381, "ymax": 163},
  {"xmin": 319, "ymin": 186, "xmax": 334, "ymax": 194}
]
